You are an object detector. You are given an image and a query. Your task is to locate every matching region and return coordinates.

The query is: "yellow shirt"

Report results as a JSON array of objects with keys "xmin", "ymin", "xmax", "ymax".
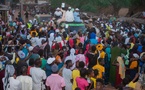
[
  {"xmin": 16, "ymin": 57, "xmax": 20, "ymax": 64},
  {"xmin": 93, "ymin": 64, "xmax": 105, "ymax": 78},
  {"xmin": 66, "ymin": 36, "xmax": 69, "ymax": 41},
  {"xmin": 90, "ymin": 77, "xmax": 96, "ymax": 88},
  {"xmin": 72, "ymin": 69, "xmax": 80, "ymax": 90},
  {"xmin": 128, "ymin": 81, "xmax": 136, "ymax": 89},
  {"xmin": 76, "ymin": 39, "xmax": 80, "ymax": 45},
  {"xmin": 100, "ymin": 51, "xmax": 106, "ymax": 59},
  {"xmin": 130, "ymin": 43, "xmax": 134, "ymax": 49}
]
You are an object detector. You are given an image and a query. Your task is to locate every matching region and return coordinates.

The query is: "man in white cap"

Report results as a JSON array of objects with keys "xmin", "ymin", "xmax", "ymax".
[
  {"xmin": 54, "ymin": 8, "xmax": 62, "ymax": 20},
  {"xmin": 65, "ymin": 7, "xmax": 74, "ymax": 22},
  {"xmin": 73, "ymin": 8, "xmax": 82, "ymax": 22}
]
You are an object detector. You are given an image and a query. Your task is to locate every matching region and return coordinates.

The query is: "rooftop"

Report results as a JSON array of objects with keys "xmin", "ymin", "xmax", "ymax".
[{"xmin": 0, "ymin": 4, "xmax": 10, "ymax": 10}]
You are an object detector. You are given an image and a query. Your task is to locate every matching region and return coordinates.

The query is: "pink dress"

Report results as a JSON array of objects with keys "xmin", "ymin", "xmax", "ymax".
[
  {"xmin": 76, "ymin": 54, "xmax": 86, "ymax": 64},
  {"xmin": 76, "ymin": 77, "xmax": 89, "ymax": 90},
  {"xmin": 79, "ymin": 37, "xmax": 85, "ymax": 44}
]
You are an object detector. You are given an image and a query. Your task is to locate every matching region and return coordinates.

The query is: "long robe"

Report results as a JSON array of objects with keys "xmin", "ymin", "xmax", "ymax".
[{"xmin": 109, "ymin": 46, "xmax": 127, "ymax": 86}]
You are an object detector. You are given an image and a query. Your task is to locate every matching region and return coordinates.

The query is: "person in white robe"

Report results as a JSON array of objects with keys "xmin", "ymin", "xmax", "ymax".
[
  {"xmin": 65, "ymin": 7, "xmax": 74, "ymax": 22},
  {"xmin": 65, "ymin": 48, "xmax": 76, "ymax": 70},
  {"xmin": 30, "ymin": 59, "xmax": 46, "ymax": 90},
  {"xmin": 62, "ymin": 60, "xmax": 73, "ymax": 90},
  {"xmin": 16, "ymin": 66, "xmax": 33, "ymax": 90}
]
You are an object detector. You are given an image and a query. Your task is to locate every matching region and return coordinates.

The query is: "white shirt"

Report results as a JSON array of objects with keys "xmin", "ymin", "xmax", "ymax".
[
  {"xmin": 8, "ymin": 77, "xmax": 21, "ymax": 90},
  {"xmin": 8, "ymin": 15, "xmax": 12, "ymax": 22},
  {"xmin": 37, "ymin": 37, "xmax": 46, "ymax": 46},
  {"xmin": 30, "ymin": 37, "xmax": 38, "ymax": 46},
  {"xmin": 125, "ymin": 37, "xmax": 130, "ymax": 44},
  {"xmin": 65, "ymin": 10, "xmax": 74, "ymax": 22},
  {"xmin": 16, "ymin": 75, "xmax": 32, "ymax": 90},
  {"xmin": 62, "ymin": 68, "xmax": 72, "ymax": 90},
  {"xmin": 54, "ymin": 11, "xmax": 62, "ymax": 17},
  {"xmin": 27, "ymin": 34, "xmax": 31, "ymax": 39},
  {"xmin": 48, "ymin": 33, "xmax": 54, "ymax": 50},
  {"xmin": 30, "ymin": 67, "xmax": 46, "ymax": 90}
]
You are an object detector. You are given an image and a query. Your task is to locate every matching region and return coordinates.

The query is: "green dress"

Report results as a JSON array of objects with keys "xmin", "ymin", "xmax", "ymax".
[{"xmin": 109, "ymin": 46, "xmax": 127, "ymax": 85}]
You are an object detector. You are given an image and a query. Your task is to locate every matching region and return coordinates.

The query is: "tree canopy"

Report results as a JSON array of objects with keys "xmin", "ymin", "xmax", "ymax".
[{"xmin": 50, "ymin": 0, "xmax": 143, "ymax": 12}]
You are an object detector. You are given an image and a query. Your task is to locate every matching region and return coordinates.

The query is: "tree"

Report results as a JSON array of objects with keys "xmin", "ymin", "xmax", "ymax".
[{"xmin": 50, "ymin": 0, "xmax": 143, "ymax": 12}]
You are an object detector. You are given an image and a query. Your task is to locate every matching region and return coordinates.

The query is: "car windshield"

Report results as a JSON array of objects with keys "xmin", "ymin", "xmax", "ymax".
[
  {"xmin": 39, "ymin": 17, "xmax": 51, "ymax": 22},
  {"xmin": 61, "ymin": 22, "xmax": 86, "ymax": 33}
]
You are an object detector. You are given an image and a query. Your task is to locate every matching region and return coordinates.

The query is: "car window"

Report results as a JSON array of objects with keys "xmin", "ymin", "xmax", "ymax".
[{"xmin": 39, "ymin": 17, "xmax": 51, "ymax": 22}]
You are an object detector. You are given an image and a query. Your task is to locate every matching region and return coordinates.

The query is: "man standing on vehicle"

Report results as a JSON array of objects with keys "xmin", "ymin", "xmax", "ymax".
[
  {"xmin": 65, "ymin": 7, "xmax": 74, "ymax": 22},
  {"xmin": 73, "ymin": 8, "xmax": 82, "ymax": 22},
  {"xmin": 54, "ymin": 8, "xmax": 62, "ymax": 20}
]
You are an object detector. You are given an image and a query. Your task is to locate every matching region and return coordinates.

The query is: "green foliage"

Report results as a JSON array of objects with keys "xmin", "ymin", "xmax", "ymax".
[
  {"xmin": 80, "ymin": 3, "xmax": 97, "ymax": 12},
  {"xmin": 50, "ymin": 0, "xmax": 143, "ymax": 12}
]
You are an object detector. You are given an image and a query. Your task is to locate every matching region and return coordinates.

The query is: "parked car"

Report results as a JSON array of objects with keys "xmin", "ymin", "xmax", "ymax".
[{"xmin": 34, "ymin": 14, "xmax": 51, "ymax": 23}]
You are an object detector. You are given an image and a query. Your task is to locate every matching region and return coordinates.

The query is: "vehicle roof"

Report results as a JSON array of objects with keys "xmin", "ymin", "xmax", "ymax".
[
  {"xmin": 60, "ymin": 22, "xmax": 85, "ymax": 26},
  {"xmin": 34, "ymin": 14, "xmax": 51, "ymax": 17}
]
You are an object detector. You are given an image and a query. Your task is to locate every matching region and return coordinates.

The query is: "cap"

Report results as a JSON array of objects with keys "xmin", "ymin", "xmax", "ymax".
[
  {"xmin": 56, "ymin": 7, "xmax": 60, "ymax": 10},
  {"xmin": 51, "ymin": 64, "xmax": 58, "ymax": 73},
  {"xmin": 133, "ymin": 53, "xmax": 139, "ymax": 59},
  {"xmin": 29, "ymin": 20, "xmax": 32, "ymax": 23},
  {"xmin": 28, "ymin": 46, "xmax": 34, "ymax": 51},
  {"xmin": 68, "ymin": 7, "xmax": 71, "ymax": 9},
  {"xmin": 47, "ymin": 57, "xmax": 55, "ymax": 64},
  {"xmin": 55, "ymin": 29, "xmax": 59, "ymax": 33},
  {"xmin": 75, "ymin": 8, "xmax": 79, "ymax": 11}
]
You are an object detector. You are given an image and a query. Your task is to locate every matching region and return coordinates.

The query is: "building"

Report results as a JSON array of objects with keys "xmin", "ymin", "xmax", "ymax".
[
  {"xmin": 23, "ymin": 0, "xmax": 48, "ymax": 4},
  {"xmin": 0, "ymin": 5, "xmax": 10, "ymax": 21},
  {"xmin": 38, "ymin": 0, "xmax": 48, "ymax": 4}
]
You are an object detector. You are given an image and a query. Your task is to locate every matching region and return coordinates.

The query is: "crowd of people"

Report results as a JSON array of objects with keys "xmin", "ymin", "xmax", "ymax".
[{"xmin": 0, "ymin": 6, "xmax": 145, "ymax": 90}]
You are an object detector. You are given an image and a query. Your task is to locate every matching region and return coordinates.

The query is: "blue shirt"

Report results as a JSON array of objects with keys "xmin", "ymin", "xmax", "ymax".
[
  {"xmin": 73, "ymin": 12, "xmax": 81, "ymax": 22},
  {"xmin": 20, "ymin": 34, "xmax": 27, "ymax": 40},
  {"xmin": 90, "ymin": 39, "xmax": 98, "ymax": 45},
  {"xmin": 139, "ymin": 59, "xmax": 145, "ymax": 73},
  {"xmin": 137, "ymin": 45, "xmax": 142, "ymax": 53},
  {"xmin": 90, "ymin": 32, "xmax": 96, "ymax": 39}
]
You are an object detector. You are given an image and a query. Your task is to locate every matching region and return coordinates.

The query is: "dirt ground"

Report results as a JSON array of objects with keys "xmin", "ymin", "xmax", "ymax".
[{"xmin": 13, "ymin": 9, "xmax": 33, "ymax": 23}]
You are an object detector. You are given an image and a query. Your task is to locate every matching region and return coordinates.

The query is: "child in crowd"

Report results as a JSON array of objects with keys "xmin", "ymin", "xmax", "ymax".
[
  {"xmin": 96, "ymin": 78, "xmax": 104, "ymax": 90},
  {"xmin": 87, "ymin": 69, "xmax": 95, "ymax": 89},
  {"xmin": 93, "ymin": 58, "xmax": 105, "ymax": 79},
  {"xmin": 76, "ymin": 68, "xmax": 89, "ymax": 90}
]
